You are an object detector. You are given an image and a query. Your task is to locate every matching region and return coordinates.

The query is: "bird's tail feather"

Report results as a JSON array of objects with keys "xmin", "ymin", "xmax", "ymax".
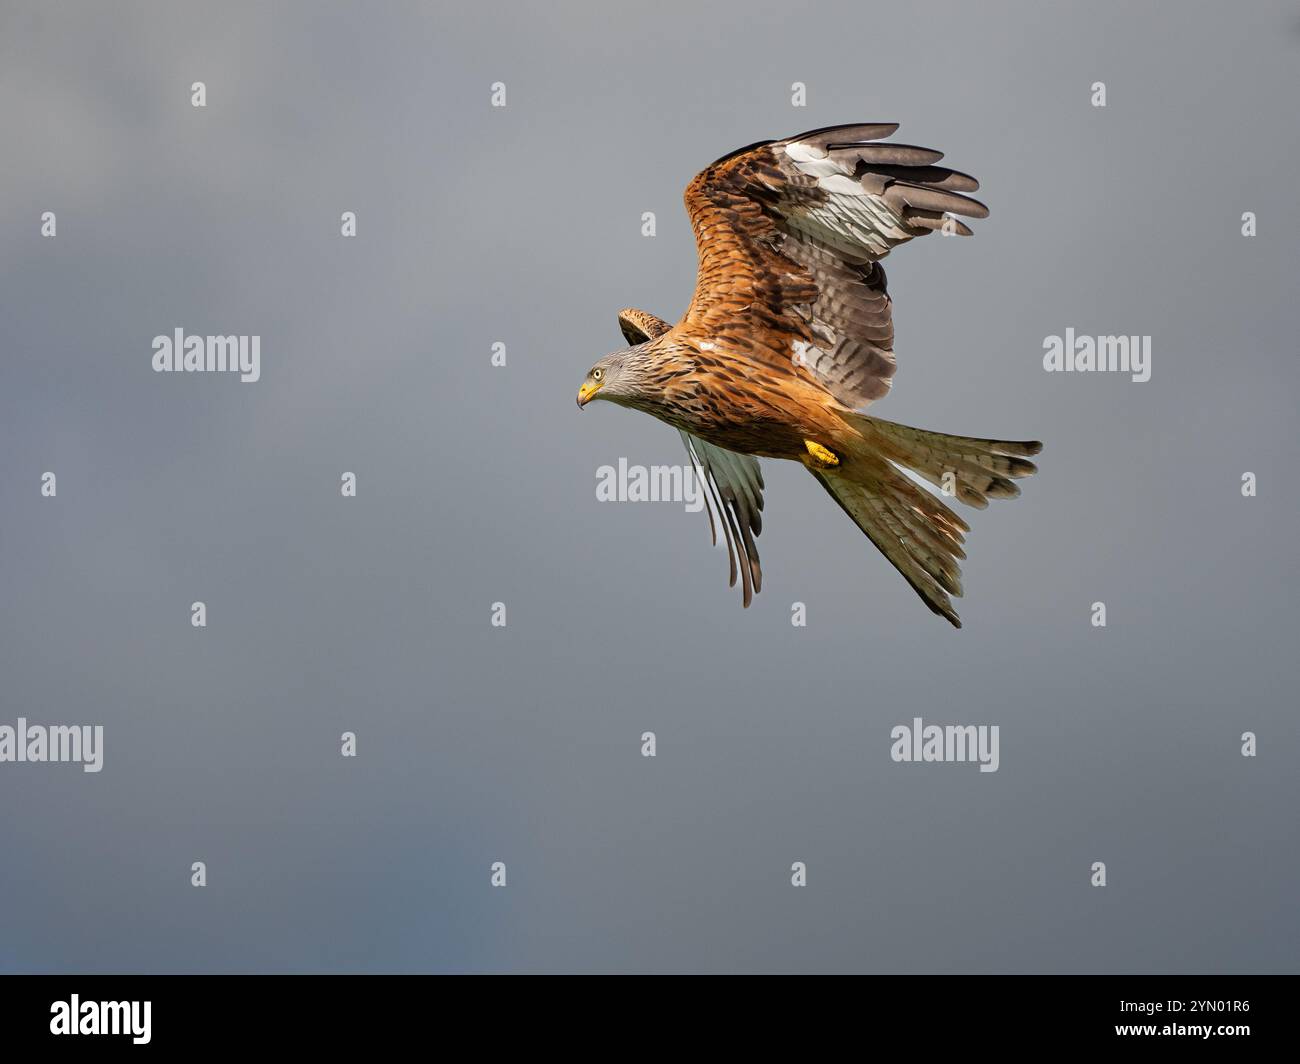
[
  {"xmin": 857, "ymin": 414, "xmax": 1042, "ymax": 509},
  {"xmin": 809, "ymin": 412, "xmax": 1042, "ymax": 627}
]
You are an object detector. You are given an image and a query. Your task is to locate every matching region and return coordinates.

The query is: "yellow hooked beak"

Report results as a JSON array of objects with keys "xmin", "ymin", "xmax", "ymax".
[{"xmin": 576, "ymin": 380, "xmax": 602, "ymax": 408}]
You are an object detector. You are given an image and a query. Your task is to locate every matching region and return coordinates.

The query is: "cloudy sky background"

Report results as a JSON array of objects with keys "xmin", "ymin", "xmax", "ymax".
[{"xmin": 0, "ymin": 0, "xmax": 1296, "ymax": 971}]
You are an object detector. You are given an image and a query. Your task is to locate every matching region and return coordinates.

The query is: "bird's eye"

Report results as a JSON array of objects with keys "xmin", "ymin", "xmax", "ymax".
[{"xmin": 592, "ymin": 368, "xmax": 603, "ymax": 381}]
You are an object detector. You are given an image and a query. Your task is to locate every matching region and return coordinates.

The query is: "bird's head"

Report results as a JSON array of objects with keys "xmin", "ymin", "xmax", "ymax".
[{"xmin": 576, "ymin": 346, "xmax": 649, "ymax": 409}]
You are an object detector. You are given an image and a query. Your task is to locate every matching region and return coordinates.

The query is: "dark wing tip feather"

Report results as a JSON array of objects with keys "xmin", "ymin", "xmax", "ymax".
[
  {"xmin": 886, "ymin": 182, "xmax": 989, "ymax": 219},
  {"xmin": 869, "ymin": 164, "xmax": 980, "ymax": 193},
  {"xmin": 787, "ymin": 123, "xmax": 900, "ymax": 151},
  {"xmin": 842, "ymin": 143, "xmax": 946, "ymax": 167}
]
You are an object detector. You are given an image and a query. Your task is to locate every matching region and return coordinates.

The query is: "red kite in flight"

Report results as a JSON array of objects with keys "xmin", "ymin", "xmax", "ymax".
[{"xmin": 576, "ymin": 124, "xmax": 1041, "ymax": 626}]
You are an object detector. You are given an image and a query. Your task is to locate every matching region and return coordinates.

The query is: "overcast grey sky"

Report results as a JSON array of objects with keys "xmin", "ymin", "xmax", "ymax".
[{"xmin": 0, "ymin": 0, "xmax": 1297, "ymax": 972}]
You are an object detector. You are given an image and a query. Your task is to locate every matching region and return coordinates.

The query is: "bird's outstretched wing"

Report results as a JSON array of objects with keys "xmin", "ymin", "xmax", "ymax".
[
  {"xmin": 679, "ymin": 431, "xmax": 765, "ymax": 608},
  {"xmin": 618, "ymin": 308, "xmax": 766, "ymax": 607},
  {"xmin": 679, "ymin": 123, "xmax": 988, "ymax": 408}
]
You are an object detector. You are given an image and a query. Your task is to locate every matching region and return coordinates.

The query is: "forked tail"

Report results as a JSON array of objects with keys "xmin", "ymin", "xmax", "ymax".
[{"xmin": 810, "ymin": 412, "xmax": 1042, "ymax": 627}]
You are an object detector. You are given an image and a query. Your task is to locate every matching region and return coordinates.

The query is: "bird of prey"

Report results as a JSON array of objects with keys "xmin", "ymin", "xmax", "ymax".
[{"xmin": 575, "ymin": 123, "xmax": 1041, "ymax": 627}]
